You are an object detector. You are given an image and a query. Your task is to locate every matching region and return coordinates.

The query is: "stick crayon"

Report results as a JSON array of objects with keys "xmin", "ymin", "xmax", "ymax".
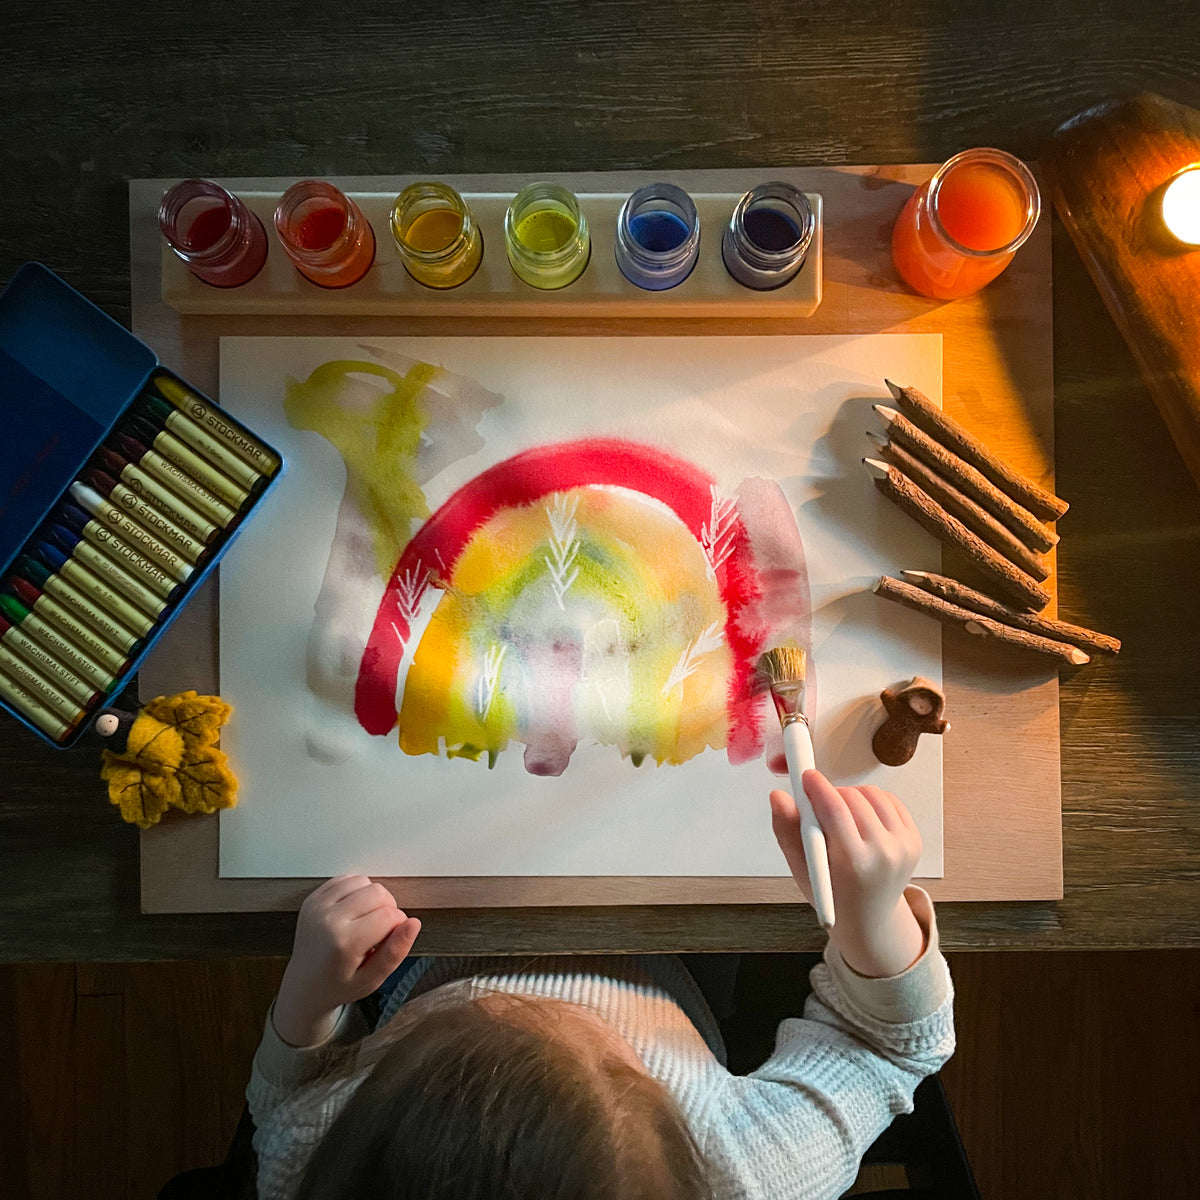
[
  {"xmin": 154, "ymin": 373, "xmax": 281, "ymax": 476},
  {"xmin": 38, "ymin": 535, "xmax": 168, "ymax": 621},
  {"xmin": 5, "ymin": 579, "xmax": 130, "ymax": 672},
  {"xmin": 0, "ymin": 614, "xmax": 99, "ymax": 708},
  {"xmin": 93, "ymin": 447, "xmax": 222, "ymax": 541},
  {"xmin": 140, "ymin": 392, "xmax": 262, "ymax": 490},
  {"xmin": 47, "ymin": 521, "xmax": 180, "ymax": 603},
  {"xmin": 111, "ymin": 434, "xmax": 238, "ymax": 527},
  {"xmin": 126, "ymin": 416, "xmax": 249, "ymax": 509},
  {"xmin": 66, "ymin": 487, "xmax": 195, "ymax": 581},
  {"xmin": 10, "ymin": 573, "xmax": 139, "ymax": 657},
  {"xmin": 0, "ymin": 631, "xmax": 95, "ymax": 724},
  {"xmin": 17, "ymin": 554, "xmax": 152, "ymax": 642},
  {"xmin": 0, "ymin": 594, "xmax": 116, "ymax": 693},
  {"xmin": 0, "ymin": 664, "xmax": 74, "ymax": 741},
  {"xmin": 82, "ymin": 468, "xmax": 209, "ymax": 561}
]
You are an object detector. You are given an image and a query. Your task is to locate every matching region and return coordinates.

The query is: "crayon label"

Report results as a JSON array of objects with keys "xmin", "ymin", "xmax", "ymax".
[
  {"xmin": 121, "ymin": 467, "xmax": 217, "ymax": 541},
  {"xmin": 58, "ymin": 558, "xmax": 155, "ymax": 636},
  {"xmin": 0, "ymin": 638, "xmax": 94, "ymax": 707},
  {"xmin": 0, "ymin": 668, "xmax": 71, "ymax": 740},
  {"xmin": 115, "ymin": 488, "xmax": 204, "ymax": 560},
  {"xmin": 191, "ymin": 401, "xmax": 277, "ymax": 471},
  {"xmin": 43, "ymin": 576, "xmax": 139, "ymax": 652},
  {"xmin": 33, "ymin": 594, "xmax": 126, "ymax": 672},
  {"xmin": 0, "ymin": 652, "xmax": 84, "ymax": 723},
  {"xmin": 165, "ymin": 410, "xmax": 260, "ymax": 489},
  {"xmin": 90, "ymin": 525, "xmax": 176, "ymax": 595},
  {"xmin": 72, "ymin": 542, "xmax": 166, "ymax": 618},
  {"xmin": 20, "ymin": 610, "xmax": 113, "ymax": 690}
]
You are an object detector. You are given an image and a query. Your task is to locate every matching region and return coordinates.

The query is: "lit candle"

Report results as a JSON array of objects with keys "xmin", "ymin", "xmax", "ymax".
[{"xmin": 1160, "ymin": 166, "xmax": 1200, "ymax": 247}]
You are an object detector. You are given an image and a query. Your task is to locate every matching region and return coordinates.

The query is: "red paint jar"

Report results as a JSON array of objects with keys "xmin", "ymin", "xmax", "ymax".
[
  {"xmin": 158, "ymin": 179, "xmax": 268, "ymax": 288},
  {"xmin": 274, "ymin": 180, "xmax": 376, "ymax": 288}
]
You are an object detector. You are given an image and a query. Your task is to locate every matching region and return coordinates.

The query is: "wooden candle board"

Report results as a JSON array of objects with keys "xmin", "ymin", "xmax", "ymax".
[
  {"xmin": 162, "ymin": 189, "xmax": 824, "ymax": 318},
  {"xmin": 129, "ymin": 166, "xmax": 1062, "ymax": 915}
]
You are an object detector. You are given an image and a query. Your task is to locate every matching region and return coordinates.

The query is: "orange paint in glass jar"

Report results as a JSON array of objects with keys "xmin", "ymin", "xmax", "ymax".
[
  {"xmin": 274, "ymin": 180, "xmax": 375, "ymax": 288},
  {"xmin": 891, "ymin": 149, "xmax": 1040, "ymax": 300}
]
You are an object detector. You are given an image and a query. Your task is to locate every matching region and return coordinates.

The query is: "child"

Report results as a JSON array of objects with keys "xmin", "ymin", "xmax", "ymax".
[{"xmin": 248, "ymin": 770, "xmax": 954, "ymax": 1200}]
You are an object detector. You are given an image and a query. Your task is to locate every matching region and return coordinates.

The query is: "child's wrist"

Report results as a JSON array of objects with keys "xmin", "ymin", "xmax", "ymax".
[
  {"xmin": 832, "ymin": 895, "xmax": 926, "ymax": 979},
  {"xmin": 272, "ymin": 993, "xmax": 343, "ymax": 1048}
]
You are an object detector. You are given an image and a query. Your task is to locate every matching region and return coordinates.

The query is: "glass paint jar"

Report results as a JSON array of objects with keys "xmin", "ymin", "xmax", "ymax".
[
  {"xmin": 614, "ymin": 183, "xmax": 701, "ymax": 291},
  {"xmin": 273, "ymin": 180, "xmax": 375, "ymax": 288},
  {"xmin": 722, "ymin": 182, "xmax": 815, "ymax": 290},
  {"xmin": 891, "ymin": 148, "xmax": 1040, "ymax": 300},
  {"xmin": 159, "ymin": 179, "xmax": 268, "ymax": 288},
  {"xmin": 503, "ymin": 183, "xmax": 590, "ymax": 290},
  {"xmin": 391, "ymin": 182, "xmax": 483, "ymax": 289}
]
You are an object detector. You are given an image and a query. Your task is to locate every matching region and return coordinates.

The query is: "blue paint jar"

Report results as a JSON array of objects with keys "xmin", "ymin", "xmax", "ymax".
[
  {"xmin": 615, "ymin": 183, "xmax": 701, "ymax": 290},
  {"xmin": 722, "ymin": 182, "xmax": 814, "ymax": 290}
]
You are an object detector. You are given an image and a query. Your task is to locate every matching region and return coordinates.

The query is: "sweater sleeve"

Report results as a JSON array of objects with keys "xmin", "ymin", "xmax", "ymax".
[
  {"xmin": 246, "ymin": 1000, "xmax": 371, "ymax": 1200},
  {"xmin": 702, "ymin": 886, "xmax": 955, "ymax": 1200}
]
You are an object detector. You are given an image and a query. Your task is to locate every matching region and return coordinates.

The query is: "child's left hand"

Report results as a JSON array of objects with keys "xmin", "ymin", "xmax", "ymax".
[{"xmin": 273, "ymin": 874, "xmax": 422, "ymax": 1047}]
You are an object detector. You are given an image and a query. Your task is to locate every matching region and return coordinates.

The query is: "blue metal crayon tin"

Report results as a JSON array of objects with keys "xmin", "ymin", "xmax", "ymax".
[{"xmin": 0, "ymin": 262, "xmax": 286, "ymax": 747}]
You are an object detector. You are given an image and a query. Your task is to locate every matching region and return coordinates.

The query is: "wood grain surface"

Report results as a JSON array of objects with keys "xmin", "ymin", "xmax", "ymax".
[
  {"xmin": 1042, "ymin": 92, "xmax": 1200, "ymax": 489},
  {"xmin": 1, "ymin": 0, "xmax": 1199, "ymax": 957}
]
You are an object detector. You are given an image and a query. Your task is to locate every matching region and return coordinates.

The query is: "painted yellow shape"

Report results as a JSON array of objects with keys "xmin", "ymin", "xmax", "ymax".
[{"xmin": 284, "ymin": 360, "xmax": 436, "ymax": 577}]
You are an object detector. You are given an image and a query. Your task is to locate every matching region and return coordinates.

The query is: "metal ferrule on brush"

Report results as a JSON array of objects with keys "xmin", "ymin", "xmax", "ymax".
[{"xmin": 769, "ymin": 682, "xmax": 810, "ymax": 729}]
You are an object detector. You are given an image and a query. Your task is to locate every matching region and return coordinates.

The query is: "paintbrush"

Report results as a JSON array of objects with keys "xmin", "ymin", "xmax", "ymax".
[{"xmin": 757, "ymin": 645, "xmax": 836, "ymax": 929}]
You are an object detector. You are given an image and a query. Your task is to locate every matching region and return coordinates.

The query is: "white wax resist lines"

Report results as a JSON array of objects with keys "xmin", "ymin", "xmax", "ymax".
[
  {"xmin": 475, "ymin": 643, "xmax": 508, "ymax": 721},
  {"xmin": 662, "ymin": 621, "xmax": 726, "ymax": 696},
  {"xmin": 544, "ymin": 493, "xmax": 581, "ymax": 610},
  {"xmin": 701, "ymin": 484, "xmax": 738, "ymax": 579}
]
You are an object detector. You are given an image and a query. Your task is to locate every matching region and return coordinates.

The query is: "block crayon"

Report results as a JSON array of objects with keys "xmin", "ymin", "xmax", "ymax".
[
  {"xmin": 0, "ymin": 665, "xmax": 74, "ymax": 741},
  {"xmin": 82, "ymin": 469, "xmax": 209, "ymax": 561},
  {"xmin": 0, "ymin": 594, "xmax": 116, "ymax": 693},
  {"xmin": 48, "ymin": 521, "xmax": 180, "ymax": 603},
  {"xmin": 39, "ymin": 535, "xmax": 168, "ymax": 621},
  {"xmin": 67, "ymin": 487, "xmax": 195, "ymax": 581},
  {"xmin": 18, "ymin": 554, "xmax": 154, "ymax": 641},
  {"xmin": 94, "ymin": 447, "xmax": 221, "ymax": 542},
  {"xmin": 111, "ymin": 434, "xmax": 238, "ymax": 527},
  {"xmin": 0, "ymin": 614, "xmax": 99, "ymax": 708},
  {"xmin": 4, "ymin": 580, "xmax": 130, "ymax": 673},
  {"xmin": 140, "ymin": 392, "xmax": 263, "ymax": 490},
  {"xmin": 154, "ymin": 373, "xmax": 281, "ymax": 476},
  {"xmin": 127, "ymin": 416, "xmax": 249, "ymax": 509}
]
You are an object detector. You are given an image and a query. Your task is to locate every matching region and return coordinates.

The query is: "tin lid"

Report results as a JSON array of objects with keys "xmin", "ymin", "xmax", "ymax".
[{"xmin": 0, "ymin": 263, "xmax": 157, "ymax": 573}]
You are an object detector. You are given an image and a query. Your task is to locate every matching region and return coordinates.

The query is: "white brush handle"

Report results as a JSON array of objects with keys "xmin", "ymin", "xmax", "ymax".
[{"xmin": 782, "ymin": 720, "xmax": 836, "ymax": 929}]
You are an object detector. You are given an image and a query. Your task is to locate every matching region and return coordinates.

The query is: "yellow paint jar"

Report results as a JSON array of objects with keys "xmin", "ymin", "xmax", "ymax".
[
  {"xmin": 503, "ymin": 182, "xmax": 590, "ymax": 289},
  {"xmin": 391, "ymin": 182, "xmax": 483, "ymax": 289}
]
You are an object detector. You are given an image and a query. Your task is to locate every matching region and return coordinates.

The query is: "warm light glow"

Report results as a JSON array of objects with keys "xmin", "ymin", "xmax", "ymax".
[{"xmin": 1161, "ymin": 167, "xmax": 1200, "ymax": 246}]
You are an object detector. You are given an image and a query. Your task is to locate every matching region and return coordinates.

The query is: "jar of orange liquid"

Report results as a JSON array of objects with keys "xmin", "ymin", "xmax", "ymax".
[
  {"xmin": 891, "ymin": 149, "xmax": 1040, "ymax": 299},
  {"xmin": 274, "ymin": 180, "xmax": 376, "ymax": 288}
]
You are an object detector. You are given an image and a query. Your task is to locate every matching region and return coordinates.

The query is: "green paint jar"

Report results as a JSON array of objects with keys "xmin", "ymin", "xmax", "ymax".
[{"xmin": 503, "ymin": 183, "xmax": 590, "ymax": 290}]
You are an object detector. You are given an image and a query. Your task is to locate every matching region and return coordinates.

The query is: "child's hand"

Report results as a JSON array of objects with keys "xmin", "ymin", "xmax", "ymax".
[
  {"xmin": 273, "ymin": 875, "xmax": 422, "ymax": 1047},
  {"xmin": 770, "ymin": 770, "xmax": 926, "ymax": 979}
]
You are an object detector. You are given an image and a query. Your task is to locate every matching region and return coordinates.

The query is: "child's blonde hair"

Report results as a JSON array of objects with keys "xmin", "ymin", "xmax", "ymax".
[{"xmin": 294, "ymin": 989, "xmax": 713, "ymax": 1200}]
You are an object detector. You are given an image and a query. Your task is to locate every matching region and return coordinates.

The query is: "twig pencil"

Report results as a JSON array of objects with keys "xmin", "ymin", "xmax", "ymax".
[
  {"xmin": 863, "ymin": 458, "xmax": 1051, "ymax": 612},
  {"xmin": 868, "ymin": 432, "xmax": 1051, "ymax": 581},
  {"xmin": 874, "ymin": 405, "xmax": 1058, "ymax": 553},
  {"xmin": 900, "ymin": 570, "xmax": 1120, "ymax": 656},
  {"xmin": 873, "ymin": 576, "xmax": 1089, "ymax": 665},
  {"xmin": 884, "ymin": 380, "xmax": 1069, "ymax": 522}
]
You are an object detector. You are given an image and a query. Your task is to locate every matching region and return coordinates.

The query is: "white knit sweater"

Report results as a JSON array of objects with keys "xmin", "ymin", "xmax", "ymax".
[{"xmin": 247, "ymin": 886, "xmax": 954, "ymax": 1200}]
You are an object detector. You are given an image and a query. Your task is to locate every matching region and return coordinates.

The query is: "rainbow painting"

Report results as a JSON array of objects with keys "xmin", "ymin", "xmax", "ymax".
[
  {"xmin": 356, "ymin": 438, "xmax": 809, "ymax": 776},
  {"xmin": 216, "ymin": 334, "xmax": 944, "ymax": 887}
]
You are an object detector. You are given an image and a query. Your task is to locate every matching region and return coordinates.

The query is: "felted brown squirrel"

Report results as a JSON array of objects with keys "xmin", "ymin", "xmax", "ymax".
[{"xmin": 871, "ymin": 676, "xmax": 949, "ymax": 766}]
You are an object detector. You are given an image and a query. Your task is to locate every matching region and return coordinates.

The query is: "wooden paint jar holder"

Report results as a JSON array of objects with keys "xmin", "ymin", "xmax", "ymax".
[{"xmin": 161, "ymin": 188, "xmax": 823, "ymax": 319}]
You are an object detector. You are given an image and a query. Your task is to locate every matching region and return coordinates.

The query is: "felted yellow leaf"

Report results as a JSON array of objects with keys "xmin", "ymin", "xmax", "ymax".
[
  {"xmin": 174, "ymin": 749, "xmax": 238, "ymax": 815},
  {"xmin": 124, "ymin": 715, "xmax": 186, "ymax": 773},
  {"xmin": 100, "ymin": 755, "xmax": 181, "ymax": 828},
  {"xmin": 142, "ymin": 691, "xmax": 231, "ymax": 753}
]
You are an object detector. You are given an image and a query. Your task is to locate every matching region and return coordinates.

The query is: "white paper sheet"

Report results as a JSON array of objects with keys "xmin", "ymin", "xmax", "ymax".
[{"xmin": 217, "ymin": 334, "xmax": 943, "ymax": 878}]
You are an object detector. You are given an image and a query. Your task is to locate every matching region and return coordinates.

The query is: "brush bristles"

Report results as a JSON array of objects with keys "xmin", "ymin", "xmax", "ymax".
[{"xmin": 756, "ymin": 644, "xmax": 807, "ymax": 685}]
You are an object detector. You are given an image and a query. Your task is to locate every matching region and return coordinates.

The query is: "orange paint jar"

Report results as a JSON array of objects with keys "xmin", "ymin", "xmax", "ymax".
[
  {"xmin": 273, "ymin": 180, "xmax": 376, "ymax": 288},
  {"xmin": 891, "ymin": 149, "xmax": 1040, "ymax": 300}
]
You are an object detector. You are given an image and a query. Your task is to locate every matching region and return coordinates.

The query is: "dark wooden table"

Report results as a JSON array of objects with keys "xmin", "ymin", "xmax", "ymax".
[{"xmin": 2, "ymin": 1, "xmax": 1198, "ymax": 959}]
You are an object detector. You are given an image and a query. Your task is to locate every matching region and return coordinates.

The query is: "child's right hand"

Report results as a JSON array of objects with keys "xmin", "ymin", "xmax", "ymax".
[
  {"xmin": 273, "ymin": 875, "xmax": 421, "ymax": 1047},
  {"xmin": 770, "ymin": 770, "xmax": 926, "ymax": 979}
]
